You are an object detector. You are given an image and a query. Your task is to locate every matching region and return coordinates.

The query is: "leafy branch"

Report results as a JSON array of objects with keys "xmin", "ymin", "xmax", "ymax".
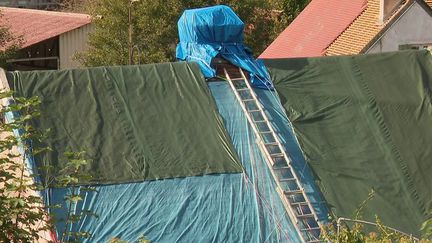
[
  {"xmin": 0, "ymin": 91, "xmax": 97, "ymax": 242},
  {"xmin": 0, "ymin": 90, "xmax": 51, "ymax": 242},
  {"xmin": 320, "ymin": 190, "xmax": 432, "ymax": 242},
  {"xmin": 54, "ymin": 151, "xmax": 98, "ymax": 243}
]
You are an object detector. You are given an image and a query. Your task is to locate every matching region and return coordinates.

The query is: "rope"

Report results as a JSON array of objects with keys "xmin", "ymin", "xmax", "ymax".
[{"xmin": 238, "ymin": 104, "xmax": 294, "ymax": 242}]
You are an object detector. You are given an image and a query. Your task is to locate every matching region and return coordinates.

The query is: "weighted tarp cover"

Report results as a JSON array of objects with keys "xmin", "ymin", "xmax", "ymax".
[
  {"xmin": 176, "ymin": 5, "xmax": 271, "ymax": 88},
  {"xmin": 46, "ymin": 81, "xmax": 328, "ymax": 242},
  {"xmin": 265, "ymin": 50, "xmax": 432, "ymax": 235},
  {"xmin": 8, "ymin": 62, "xmax": 242, "ymax": 185}
]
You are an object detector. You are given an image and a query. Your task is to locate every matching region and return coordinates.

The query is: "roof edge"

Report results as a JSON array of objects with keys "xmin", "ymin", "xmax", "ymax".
[
  {"xmin": 323, "ymin": 2, "xmax": 368, "ymax": 55},
  {"xmin": 0, "ymin": 7, "xmax": 91, "ymax": 19},
  {"xmin": 21, "ymin": 22, "xmax": 92, "ymax": 49},
  {"xmin": 361, "ymin": 0, "xmax": 430, "ymax": 53}
]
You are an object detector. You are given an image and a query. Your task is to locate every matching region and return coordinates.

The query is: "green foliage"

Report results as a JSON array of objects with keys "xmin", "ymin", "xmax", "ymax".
[
  {"xmin": 321, "ymin": 217, "xmax": 427, "ymax": 243},
  {"xmin": 0, "ymin": 91, "xmax": 51, "ymax": 242},
  {"xmin": 274, "ymin": 0, "xmax": 310, "ymax": 26},
  {"xmin": 0, "ymin": 11, "xmax": 22, "ymax": 69},
  {"xmin": 78, "ymin": 0, "xmax": 310, "ymax": 67},
  {"xmin": 353, "ymin": 189, "xmax": 375, "ymax": 220},
  {"xmin": 0, "ymin": 91, "xmax": 97, "ymax": 242},
  {"xmin": 58, "ymin": 0, "xmax": 87, "ymax": 12},
  {"xmin": 56, "ymin": 152, "xmax": 97, "ymax": 243},
  {"xmin": 422, "ymin": 214, "xmax": 432, "ymax": 240},
  {"xmin": 321, "ymin": 190, "xmax": 431, "ymax": 243},
  {"xmin": 109, "ymin": 235, "xmax": 151, "ymax": 243},
  {"xmin": 42, "ymin": 151, "xmax": 98, "ymax": 243}
]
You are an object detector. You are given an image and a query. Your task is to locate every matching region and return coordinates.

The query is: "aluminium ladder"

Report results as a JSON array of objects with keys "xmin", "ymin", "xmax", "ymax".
[{"xmin": 223, "ymin": 67, "xmax": 321, "ymax": 243}]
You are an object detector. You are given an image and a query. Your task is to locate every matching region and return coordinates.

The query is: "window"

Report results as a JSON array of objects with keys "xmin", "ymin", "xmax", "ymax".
[{"xmin": 399, "ymin": 44, "xmax": 432, "ymax": 51}]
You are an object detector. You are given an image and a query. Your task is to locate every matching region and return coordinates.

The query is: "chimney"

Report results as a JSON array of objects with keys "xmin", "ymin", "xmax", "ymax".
[{"xmin": 378, "ymin": 0, "xmax": 404, "ymax": 25}]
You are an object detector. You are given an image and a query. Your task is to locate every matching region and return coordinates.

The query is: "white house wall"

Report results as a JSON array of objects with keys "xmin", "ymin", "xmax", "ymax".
[
  {"xmin": 59, "ymin": 24, "xmax": 93, "ymax": 69},
  {"xmin": 367, "ymin": 2, "xmax": 432, "ymax": 53}
]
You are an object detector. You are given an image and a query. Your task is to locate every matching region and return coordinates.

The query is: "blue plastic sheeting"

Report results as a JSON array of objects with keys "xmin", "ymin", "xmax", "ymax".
[
  {"xmin": 254, "ymin": 88, "xmax": 328, "ymax": 219},
  {"xmin": 47, "ymin": 82, "xmax": 327, "ymax": 242},
  {"xmin": 176, "ymin": 5, "xmax": 271, "ymax": 89},
  {"xmin": 4, "ymin": 103, "xmax": 43, "ymax": 196}
]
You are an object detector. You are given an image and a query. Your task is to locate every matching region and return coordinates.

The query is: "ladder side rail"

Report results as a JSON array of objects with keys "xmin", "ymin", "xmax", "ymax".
[
  {"xmin": 256, "ymin": 138, "xmax": 301, "ymax": 226},
  {"xmin": 223, "ymin": 68, "xmax": 306, "ymax": 241},
  {"xmin": 239, "ymin": 69, "xmax": 321, "ymax": 224},
  {"xmin": 238, "ymin": 69, "xmax": 321, "ymax": 243}
]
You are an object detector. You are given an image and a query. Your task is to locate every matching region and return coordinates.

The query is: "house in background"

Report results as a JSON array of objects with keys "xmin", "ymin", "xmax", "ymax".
[
  {"xmin": 0, "ymin": 7, "xmax": 92, "ymax": 70},
  {"xmin": 260, "ymin": 0, "xmax": 432, "ymax": 58}
]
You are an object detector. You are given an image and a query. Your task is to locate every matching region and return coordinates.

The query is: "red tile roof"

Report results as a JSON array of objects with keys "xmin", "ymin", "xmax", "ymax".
[
  {"xmin": 259, "ymin": 0, "xmax": 367, "ymax": 59},
  {"xmin": 0, "ymin": 7, "xmax": 91, "ymax": 49},
  {"xmin": 326, "ymin": 0, "xmax": 410, "ymax": 56}
]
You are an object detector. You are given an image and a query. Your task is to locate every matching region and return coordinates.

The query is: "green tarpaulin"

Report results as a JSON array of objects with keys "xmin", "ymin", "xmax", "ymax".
[
  {"xmin": 265, "ymin": 50, "xmax": 432, "ymax": 235},
  {"xmin": 8, "ymin": 62, "xmax": 242, "ymax": 185}
]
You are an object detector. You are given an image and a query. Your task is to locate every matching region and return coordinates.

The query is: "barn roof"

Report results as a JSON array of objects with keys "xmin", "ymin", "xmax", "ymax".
[{"xmin": 0, "ymin": 7, "xmax": 91, "ymax": 48}]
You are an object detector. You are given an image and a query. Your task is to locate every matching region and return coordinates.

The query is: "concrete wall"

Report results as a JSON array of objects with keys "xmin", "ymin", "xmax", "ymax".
[
  {"xmin": 59, "ymin": 23, "xmax": 93, "ymax": 69},
  {"xmin": 367, "ymin": 2, "xmax": 432, "ymax": 53}
]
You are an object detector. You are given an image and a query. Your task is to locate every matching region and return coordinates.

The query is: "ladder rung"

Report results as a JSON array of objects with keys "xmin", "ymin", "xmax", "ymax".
[
  {"xmin": 297, "ymin": 213, "xmax": 315, "ymax": 219},
  {"xmin": 242, "ymin": 98, "xmax": 255, "ymax": 102},
  {"xmin": 270, "ymin": 153, "xmax": 284, "ymax": 157},
  {"xmin": 248, "ymin": 109, "xmax": 260, "ymax": 113},
  {"xmin": 290, "ymin": 201, "xmax": 308, "ymax": 206},
  {"xmin": 265, "ymin": 142, "xmax": 278, "ymax": 146},
  {"xmin": 274, "ymin": 166, "xmax": 290, "ymax": 170},
  {"xmin": 259, "ymin": 130, "xmax": 272, "ymax": 134},
  {"xmin": 226, "ymin": 67, "xmax": 320, "ymax": 243},
  {"xmin": 284, "ymin": 189, "xmax": 303, "ymax": 195},
  {"xmin": 301, "ymin": 227, "xmax": 321, "ymax": 232}
]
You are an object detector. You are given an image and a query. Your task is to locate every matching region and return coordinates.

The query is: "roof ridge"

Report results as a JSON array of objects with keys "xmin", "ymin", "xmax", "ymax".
[
  {"xmin": 322, "ymin": 1, "xmax": 369, "ymax": 55},
  {"xmin": 259, "ymin": 0, "xmax": 368, "ymax": 58},
  {"xmin": 0, "ymin": 7, "xmax": 90, "ymax": 19},
  {"xmin": 325, "ymin": 0, "xmax": 412, "ymax": 55}
]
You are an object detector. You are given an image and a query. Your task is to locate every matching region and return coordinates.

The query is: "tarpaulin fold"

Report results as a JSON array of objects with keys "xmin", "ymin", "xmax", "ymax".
[
  {"xmin": 46, "ymin": 81, "xmax": 327, "ymax": 242},
  {"xmin": 265, "ymin": 50, "xmax": 432, "ymax": 236},
  {"xmin": 8, "ymin": 62, "xmax": 242, "ymax": 185},
  {"xmin": 176, "ymin": 5, "xmax": 271, "ymax": 88}
]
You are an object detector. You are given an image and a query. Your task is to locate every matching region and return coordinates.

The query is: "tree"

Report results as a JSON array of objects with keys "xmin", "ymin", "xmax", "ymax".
[
  {"xmin": 0, "ymin": 11, "xmax": 22, "ymax": 69},
  {"xmin": 77, "ymin": 0, "xmax": 310, "ymax": 67},
  {"xmin": 58, "ymin": 0, "xmax": 88, "ymax": 13},
  {"xmin": 269, "ymin": 0, "xmax": 310, "ymax": 27}
]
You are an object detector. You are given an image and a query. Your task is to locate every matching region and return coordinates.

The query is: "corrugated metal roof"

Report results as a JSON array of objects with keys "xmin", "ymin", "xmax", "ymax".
[
  {"xmin": 0, "ymin": 7, "xmax": 91, "ymax": 48},
  {"xmin": 426, "ymin": 0, "xmax": 432, "ymax": 7},
  {"xmin": 259, "ymin": 0, "xmax": 367, "ymax": 59}
]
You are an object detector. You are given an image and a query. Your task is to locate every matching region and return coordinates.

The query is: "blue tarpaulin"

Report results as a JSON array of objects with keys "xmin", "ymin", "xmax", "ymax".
[
  {"xmin": 176, "ymin": 5, "xmax": 272, "ymax": 89},
  {"xmin": 46, "ymin": 82, "xmax": 328, "ymax": 242}
]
